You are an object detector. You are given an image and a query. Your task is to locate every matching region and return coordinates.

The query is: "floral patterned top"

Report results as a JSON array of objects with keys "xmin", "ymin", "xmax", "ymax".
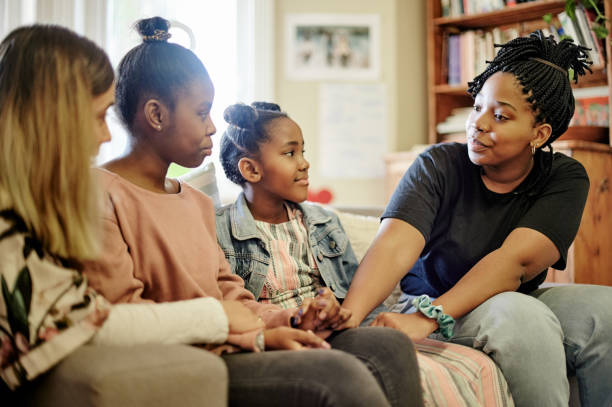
[{"xmin": 0, "ymin": 209, "xmax": 110, "ymax": 390}]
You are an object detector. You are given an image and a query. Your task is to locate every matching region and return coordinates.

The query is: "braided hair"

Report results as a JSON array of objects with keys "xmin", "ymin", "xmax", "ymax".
[
  {"xmin": 467, "ymin": 30, "xmax": 592, "ymax": 147},
  {"xmin": 220, "ymin": 102, "xmax": 288, "ymax": 185},
  {"xmin": 115, "ymin": 16, "xmax": 210, "ymax": 131}
]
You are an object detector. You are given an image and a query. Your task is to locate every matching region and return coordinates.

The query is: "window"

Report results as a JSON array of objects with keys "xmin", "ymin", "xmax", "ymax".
[{"xmin": 2, "ymin": 0, "xmax": 273, "ymax": 203}]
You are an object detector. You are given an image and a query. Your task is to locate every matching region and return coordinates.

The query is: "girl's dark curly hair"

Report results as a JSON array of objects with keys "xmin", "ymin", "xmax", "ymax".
[
  {"xmin": 220, "ymin": 102, "xmax": 288, "ymax": 185},
  {"xmin": 467, "ymin": 30, "xmax": 592, "ymax": 147}
]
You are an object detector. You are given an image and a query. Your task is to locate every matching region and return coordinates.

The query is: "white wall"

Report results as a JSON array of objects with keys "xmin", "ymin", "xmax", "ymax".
[{"xmin": 274, "ymin": 0, "xmax": 426, "ymax": 207}]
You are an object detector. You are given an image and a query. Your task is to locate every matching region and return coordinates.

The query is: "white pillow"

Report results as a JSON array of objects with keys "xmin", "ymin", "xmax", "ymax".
[
  {"xmin": 332, "ymin": 208, "xmax": 402, "ymax": 309},
  {"xmin": 332, "ymin": 209, "xmax": 380, "ymax": 262},
  {"xmin": 179, "ymin": 162, "xmax": 221, "ymax": 208}
]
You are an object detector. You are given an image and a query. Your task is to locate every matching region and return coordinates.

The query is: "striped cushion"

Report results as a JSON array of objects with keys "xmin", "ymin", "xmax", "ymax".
[{"xmin": 416, "ymin": 338, "xmax": 514, "ymax": 407}]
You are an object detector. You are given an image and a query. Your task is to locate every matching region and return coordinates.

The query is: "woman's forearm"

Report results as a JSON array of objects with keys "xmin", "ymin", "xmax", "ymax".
[
  {"xmin": 433, "ymin": 248, "xmax": 523, "ymax": 319},
  {"xmin": 92, "ymin": 297, "xmax": 229, "ymax": 346},
  {"xmin": 434, "ymin": 227, "xmax": 560, "ymax": 320},
  {"xmin": 343, "ymin": 219, "xmax": 425, "ymax": 323}
]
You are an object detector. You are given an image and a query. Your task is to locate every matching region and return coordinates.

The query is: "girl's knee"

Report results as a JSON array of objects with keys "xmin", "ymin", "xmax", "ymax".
[{"xmin": 332, "ymin": 327, "xmax": 416, "ymax": 361}]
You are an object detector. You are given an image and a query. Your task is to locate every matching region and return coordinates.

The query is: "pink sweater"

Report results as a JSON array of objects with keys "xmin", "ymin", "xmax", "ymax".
[{"xmin": 84, "ymin": 169, "xmax": 292, "ymax": 348}]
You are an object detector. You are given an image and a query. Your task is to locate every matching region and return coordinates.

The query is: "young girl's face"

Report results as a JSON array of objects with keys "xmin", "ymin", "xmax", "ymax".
[
  {"xmin": 466, "ymin": 71, "xmax": 540, "ymax": 169},
  {"xmin": 255, "ymin": 117, "xmax": 310, "ymax": 204},
  {"xmin": 162, "ymin": 76, "xmax": 216, "ymax": 168}
]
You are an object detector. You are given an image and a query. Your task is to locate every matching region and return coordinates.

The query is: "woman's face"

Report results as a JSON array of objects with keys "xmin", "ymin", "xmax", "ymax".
[
  {"xmin": 162, "ymin": 77, "xmax": 216, "ymax": 168},
  {"xmin": 92, "ymin": 83, "xmax": 115, "ymax": 153},
  {"xmin": 465, "ymin": 72, "xmax": 541, "ymax": 169}
]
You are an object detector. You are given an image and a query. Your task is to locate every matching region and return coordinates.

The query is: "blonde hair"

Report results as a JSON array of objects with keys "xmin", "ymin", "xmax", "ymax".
[{"xmin": 0, "ymin": 25, "xmax": 114, "ymax": 260}]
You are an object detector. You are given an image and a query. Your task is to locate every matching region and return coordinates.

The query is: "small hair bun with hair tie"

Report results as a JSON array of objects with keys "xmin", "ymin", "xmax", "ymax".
[
  {"xmin": 251, "ymin": 101, "xmax": 281, "ymax": 112},
  {"xmin": 136, "ymin": 16, "xmax": 171, "ymax": 43},
  {"xmin": 224, "ymin": 103, "xmax": 258, "ymax": 128},
  {"xmin": 142, "ymin": 29, "xmax": 171, "ymax": 42}
]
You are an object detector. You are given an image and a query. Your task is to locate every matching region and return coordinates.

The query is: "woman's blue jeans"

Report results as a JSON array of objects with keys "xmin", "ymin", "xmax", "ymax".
[{"xmin": 394, "ymin": 284, "xmax": 612, "ymax": 407}]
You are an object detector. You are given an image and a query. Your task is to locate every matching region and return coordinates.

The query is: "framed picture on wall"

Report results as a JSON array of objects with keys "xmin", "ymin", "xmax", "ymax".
[{"xmin": 285, "ymin": 13, "xmax": 380, "ymax": 81}]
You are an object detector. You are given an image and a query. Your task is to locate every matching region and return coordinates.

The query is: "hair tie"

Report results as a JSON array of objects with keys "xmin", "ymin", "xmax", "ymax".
[
  {"xmin": 412, "ymin": 295, "xmax": 455, "ymax": 339},
  {"xmin": 142, "ymin": 29, "xmax": 171, "ymax": 42},
  {"xmin": 529, "ymin": 57, "xmax": 567, "ymax": 75}
]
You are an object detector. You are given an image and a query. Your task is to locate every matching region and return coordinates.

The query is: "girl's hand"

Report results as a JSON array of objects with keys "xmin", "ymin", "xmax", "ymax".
[
  {"xmin": 264, "ymin": 327, "xmax": 332, "ymax": 350},
  {"xmin": 370, "ymin": 312, "xmax": 438, "ymax": 341},
  {"xmin": 220, "ymin": 300, "xmax": 265, "ymax": 334}
]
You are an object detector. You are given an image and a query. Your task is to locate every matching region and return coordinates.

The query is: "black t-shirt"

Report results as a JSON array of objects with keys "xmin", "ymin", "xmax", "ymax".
[{"xmin": 383, "ymin": 142, "xmax": 589, "ymax": 298}]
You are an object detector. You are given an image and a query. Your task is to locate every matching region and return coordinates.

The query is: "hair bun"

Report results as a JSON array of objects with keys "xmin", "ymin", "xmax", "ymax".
[
  {"xmin": 224, "ymin": 103, "xmax": 258, "ymax": 128},
  {"xmin": 251, "ymin": 101, "xmax": 282, "ymax": 112},
  {"xmin": 136, "ymin": 17, "xmax": 171, "ymax": 42}
]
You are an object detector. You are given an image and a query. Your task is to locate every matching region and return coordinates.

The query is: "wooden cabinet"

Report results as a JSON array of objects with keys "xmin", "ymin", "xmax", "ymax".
[
  {"xmin": 384, "ymin": 140, "xmax": 612, "ymax": 285},
  {"xmin": 426, "ymin": 0, "xmax": 612, "ymax": 146},
  {"xmin": 549, "ymin": 140, "xmax": 612, "ymax": 285}
]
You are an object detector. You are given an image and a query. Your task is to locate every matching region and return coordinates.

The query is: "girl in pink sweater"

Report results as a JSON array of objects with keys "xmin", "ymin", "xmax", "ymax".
[{"xmin": 83, "ymin": 16, "xmax": 423, "ymax": 407}]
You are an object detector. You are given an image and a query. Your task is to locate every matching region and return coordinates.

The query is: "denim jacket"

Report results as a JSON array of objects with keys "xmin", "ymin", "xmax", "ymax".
[{"xmin": 215, "ymin": 193, "xmax": 358, "ymax": 302}]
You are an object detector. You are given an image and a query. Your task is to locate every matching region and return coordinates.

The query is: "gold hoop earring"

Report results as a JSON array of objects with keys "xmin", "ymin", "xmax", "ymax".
[{"xmin": 530, "ymin": 143, "xmax": 536, "ymax": 155}]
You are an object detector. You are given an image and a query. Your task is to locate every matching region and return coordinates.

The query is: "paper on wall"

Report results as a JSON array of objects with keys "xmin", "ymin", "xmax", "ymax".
[{"xmin": 319, "ymin": 83, "xmax": 387, "ymax": 179}]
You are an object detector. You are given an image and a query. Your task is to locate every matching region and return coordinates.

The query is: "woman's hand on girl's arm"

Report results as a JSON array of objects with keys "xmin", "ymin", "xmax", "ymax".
[
  {"xmin": 370, "ymin": 312, "xmax": 438, "ymax": 341},
  {"xmin": 339, "ymin": 218, "xmax": 425, "ymax": 327},
  {"xmin": 264, "ymin": 327, "xmax": 331, "ymax": 350}
]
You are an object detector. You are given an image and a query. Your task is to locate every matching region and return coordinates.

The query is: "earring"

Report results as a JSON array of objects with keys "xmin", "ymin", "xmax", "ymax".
[
  {"xmin": 530, "ymin": 143, "xmax": 536, "ymax": 155},
  {"xmin": 157, "ymin": 124, "xmax": 162, "ymax": 131}
]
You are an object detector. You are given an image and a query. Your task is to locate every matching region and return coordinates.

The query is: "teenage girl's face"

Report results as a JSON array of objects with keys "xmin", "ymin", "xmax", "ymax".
[
  {"xmin": 92, "ymin": 83, "xmax": 115, "ymax": 153},
  {"xmin": 164, "ymin": 76, "xmax": 216, "ymax": 168},
  {"xmin": 466, "ymin": 72, "xmax": 539, "ymax": 169},
  {"xmin": 255, "ymin": 117, "xmax": 310, "ymax": 204}
]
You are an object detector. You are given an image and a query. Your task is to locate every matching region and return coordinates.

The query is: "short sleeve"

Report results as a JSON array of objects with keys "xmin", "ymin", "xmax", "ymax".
[
  {"xmin": 383, "ymin": 147, "xmax": 446, "ymax": 242},
  {"xmin": 516, "ymin": 158, "xmax": 589, "ymax": 269}
]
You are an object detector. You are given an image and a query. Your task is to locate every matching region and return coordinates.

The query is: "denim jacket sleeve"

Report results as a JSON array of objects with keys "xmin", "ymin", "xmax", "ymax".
[{"xmin": 300, "ymin": 204, "xmax": 359, "ymax": 300}]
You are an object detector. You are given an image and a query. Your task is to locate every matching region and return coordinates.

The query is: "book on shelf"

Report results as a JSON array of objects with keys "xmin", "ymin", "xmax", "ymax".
[
  {"xmin": 557, "ymin": 8, "xmax": 605, "ymax": 68},
  {"xmin": 440, "ymin": 0, "xmax": 538, "ymax": 17},
  {"xmin": 436, "ymin": 107, "xmax": 473, "ymax": 134},
  {"xmin": 448, "ymin": 34, "xmax": 462, "ymax": 85},
  {"xmin": 574, "ymin": 5, "xmax": 604, "ymax": 68},
  {"xmin": 571, "ymin": 86, "xmax": 609, "ymax": 127}
]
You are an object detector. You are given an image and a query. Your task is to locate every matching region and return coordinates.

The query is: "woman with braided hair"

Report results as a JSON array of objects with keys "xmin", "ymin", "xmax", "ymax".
[{"xmin": 340, "ymin": 30, "xmax": 612, "ymax": 407}]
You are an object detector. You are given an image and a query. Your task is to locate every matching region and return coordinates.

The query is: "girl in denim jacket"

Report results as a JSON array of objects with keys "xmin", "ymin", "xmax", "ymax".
[{"xmin": 216, "ymin": 102, "xmax": 379, "ymax": 325}]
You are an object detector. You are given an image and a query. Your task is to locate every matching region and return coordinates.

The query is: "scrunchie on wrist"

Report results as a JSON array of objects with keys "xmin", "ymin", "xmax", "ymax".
[{"xmin": 412, "ymin": 295, "xmax": 455, "ymax": 339}]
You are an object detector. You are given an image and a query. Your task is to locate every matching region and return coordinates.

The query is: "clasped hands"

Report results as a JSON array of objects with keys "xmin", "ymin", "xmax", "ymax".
[
  {"xmin": 221, "ymin": 287, "xmax": 351, "ymax": 351},
  {"xmin": 291, "ymin": 287, "xmax": 352, "ymax": 333}
]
